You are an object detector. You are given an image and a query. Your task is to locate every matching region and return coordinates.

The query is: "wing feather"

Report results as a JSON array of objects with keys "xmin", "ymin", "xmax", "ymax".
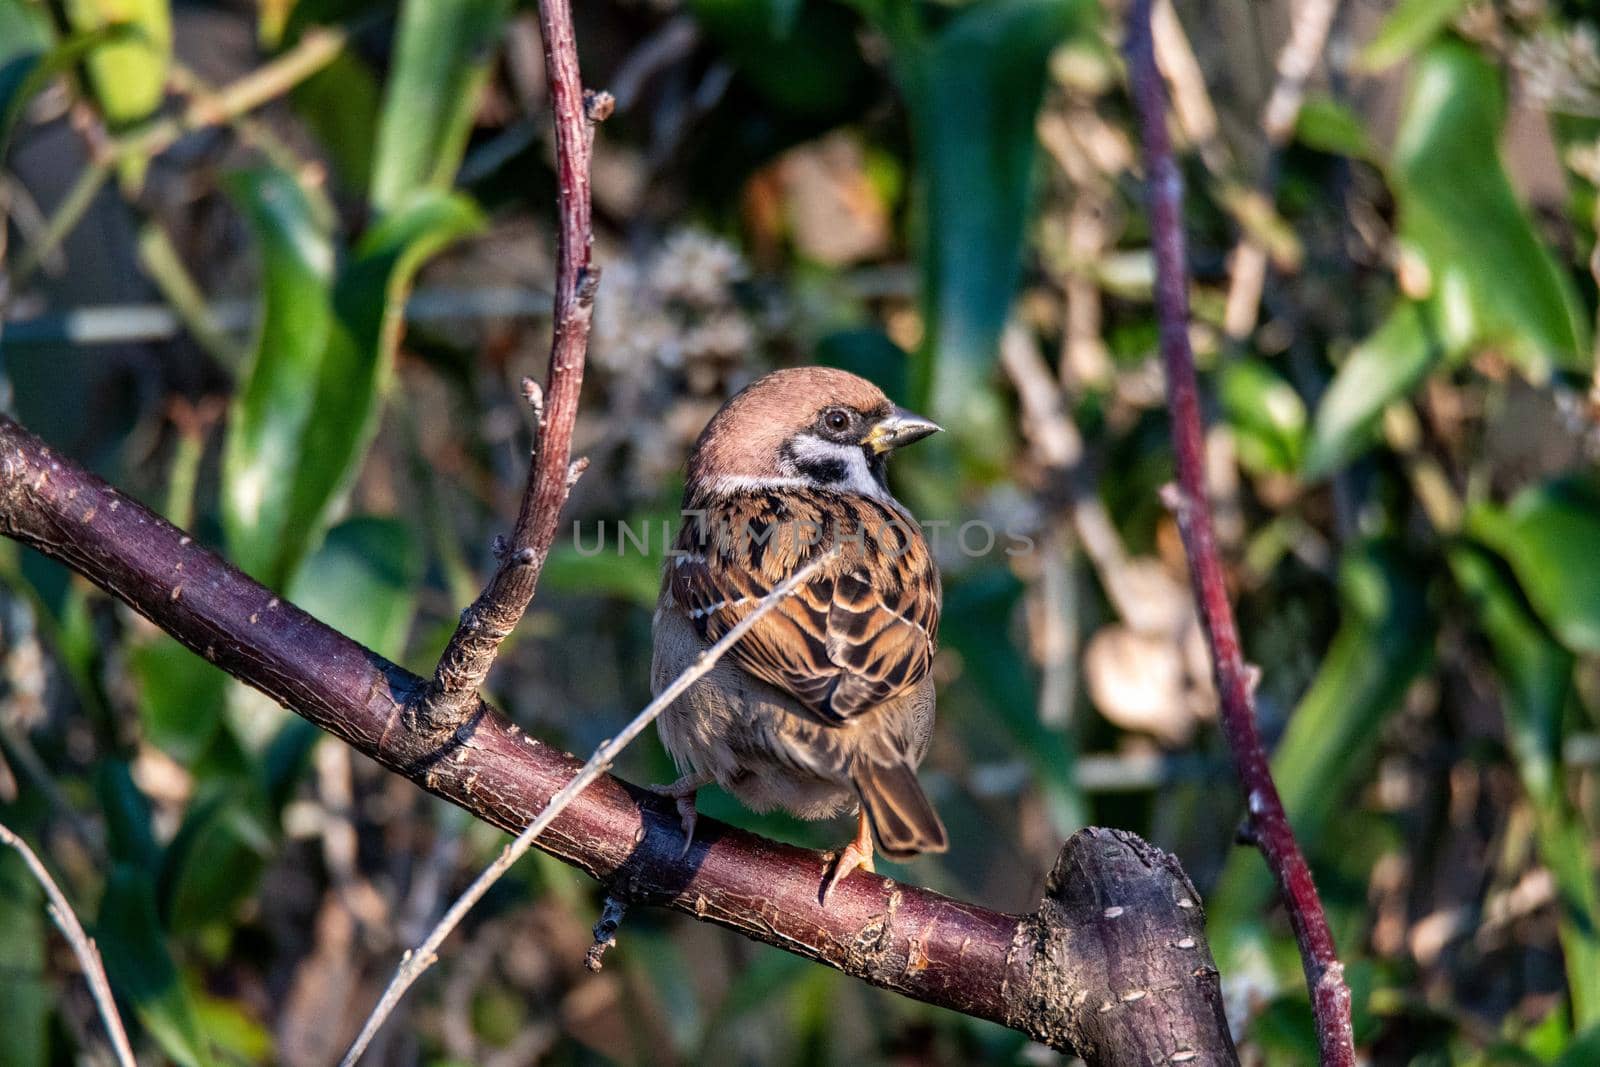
[{"xmin": 669, "ymin": 489, "xmax": 939, "ymax": 725}]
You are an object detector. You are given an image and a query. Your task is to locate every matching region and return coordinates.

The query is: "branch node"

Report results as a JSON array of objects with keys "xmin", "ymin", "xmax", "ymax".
[
  {"xmin": 566, "ymin": 456, "xmax": 590, "ymax": 489},
  {"xmin": 1241, "ymin": 663, "xmax": 1263, "ymax": 696},
  {"xmin": 513, "ymin": 547, "xmax": 538, "ymax": 566},
  {"xmin": 584, "ymin": 893, "xmax": 629, "ymax": 972},
  {"xmin": 575, "ymin": 265, "xmax": 602, "ymax": 307},
  {"xmin": 521, "ymin": 377, "xmax": 545, "ymax": 428},
  {"xmin": 1158, "ymin": 482, "xmax": 1186, "ymax": 514},
  {"xmin": 583, "ymin": 89, "xmax": 616, "ymax": 124}
]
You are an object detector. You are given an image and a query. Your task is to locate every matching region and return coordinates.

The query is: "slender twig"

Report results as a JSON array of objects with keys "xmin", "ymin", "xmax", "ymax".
[
  {"xmin": 4, "ymin": 159, "xmax": 112, "ymax": 294},
  {"xmin": 998, "ymin": 325, "xmax": 1153, "ymax": 625},
  {"xmin": 1259, "ymin": 0, "xmax": 1341, "ymax": 146},
  {"xmin": 0, "ymin": 822, "xmax": 137, "ymax": 1067},
  {"xmin": 128, "ymin": 26, "xmax": 350, "ymax": 160},
  {"xmin": 136, "ymin": 223, "xmax": 249, "ymax": 372},
  {"xmin": 2, "ymin": 27, "xmax": 348, "ymax": 296},
  {"xmin": 341, "ymin": 551, "xmax": 835, "ymax": 1065},
  {"xmin": 413, "ymin": 0, "xmax": 613, "ymax": 732},
  {"xmin": 1222, "ymin": 0, "xmax": 1341, "ymax": 340},
  {"xmin": 1123, "ymin": 3, "xmax": 1357, "ymax": 1064}
]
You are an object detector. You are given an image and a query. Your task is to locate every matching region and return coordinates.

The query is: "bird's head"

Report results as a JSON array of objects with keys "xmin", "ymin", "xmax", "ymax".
[{"xmin": 688, "ymin": 367, "xmax": 940, "ymax": 497}]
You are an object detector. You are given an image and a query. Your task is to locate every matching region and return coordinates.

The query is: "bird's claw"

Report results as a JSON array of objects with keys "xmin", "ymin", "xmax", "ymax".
[
  {"xmin": 647, "ymin": 779, "xmax": 702, "ymax": 857},
  {"xmin": 820, "ymin": 815, "xmax": 876, "ymax": 905}
]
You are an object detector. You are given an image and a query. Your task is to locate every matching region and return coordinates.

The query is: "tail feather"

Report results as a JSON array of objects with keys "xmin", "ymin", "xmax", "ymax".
[{"xmin": 853, "ymin": 761, "xmax": 947, "ymax": 859}]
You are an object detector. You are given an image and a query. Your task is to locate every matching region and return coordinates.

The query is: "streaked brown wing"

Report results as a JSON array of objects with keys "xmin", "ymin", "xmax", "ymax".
[{"xmin": 668, "ymin": 490, "xmax": 939, "ymax": 725}]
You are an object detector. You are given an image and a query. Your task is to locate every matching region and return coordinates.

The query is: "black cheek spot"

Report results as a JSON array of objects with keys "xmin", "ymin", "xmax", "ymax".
[{"xmin": 798, "ymin": 457, "xmax": 848, "ymax": 484}]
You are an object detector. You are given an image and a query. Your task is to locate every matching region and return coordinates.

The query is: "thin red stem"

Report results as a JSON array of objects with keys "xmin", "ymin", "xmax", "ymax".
[
  {"xmin": 413, "ymin": 0, "xmax": 611, "ymax": 731},
  {"xmin": 1123, "ymin": 2, "xmax": 1356, "ymax": 1063}
]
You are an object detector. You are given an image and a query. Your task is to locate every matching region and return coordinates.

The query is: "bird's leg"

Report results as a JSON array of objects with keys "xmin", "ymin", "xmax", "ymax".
[
  {"xmin": 647, "ymin": 772, "xmax": 712, "ymax": 856},
  {"xmin": 821, "ymin": 808, "xmax": 876, "ymax": 905}
]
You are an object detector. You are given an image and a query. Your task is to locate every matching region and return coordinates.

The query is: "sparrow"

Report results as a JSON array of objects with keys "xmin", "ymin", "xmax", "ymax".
[{"xmin": 650, "ymin": 366, "xmax": 948, "ymax": 903}]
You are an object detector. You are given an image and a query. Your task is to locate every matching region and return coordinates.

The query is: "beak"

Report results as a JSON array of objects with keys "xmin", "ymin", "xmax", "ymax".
[{"xmin": 862, "ymin": 407, "xmax": 942, "ymax": 454}]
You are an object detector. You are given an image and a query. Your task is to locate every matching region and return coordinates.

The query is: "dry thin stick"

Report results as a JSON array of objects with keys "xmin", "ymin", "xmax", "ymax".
[
  {"xmin": 340, "ymin": 551, "xmax": 835, "ymax": 1066},
  {"xmin": 0, "ymin": 822, "xmax": 137, "ymax": 1067},
  {"xmin": 1124, "ymin": 2, "xmax": 1357, "ymax": 1063},
  {"xmin": 413, "ymin": 0, "xmax": 612, "ymax": 732},
  {"xmin": 3, "ymin": 26, "xmax": 349, "ymax": 294},
  {"xmin": 999, "ymin": 325, "xmax": 1143, "ymax": 623},
  {"xmin": 1222, "ymin": 0, "xmax": 1341, "ymax": 339}
]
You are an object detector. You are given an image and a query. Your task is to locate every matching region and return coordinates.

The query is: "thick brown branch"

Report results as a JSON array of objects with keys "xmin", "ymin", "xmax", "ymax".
[
  {"xmin": 1124, "ymin": 2, "xmax": 1356, "ymax": 1062},
  {"xmin": 413, "ymin": 0, "xmax": 612, "ymax": 732},
  {"xmin": 0, "ymin": 415, "xmax": 1238, "ymax": 1064}
]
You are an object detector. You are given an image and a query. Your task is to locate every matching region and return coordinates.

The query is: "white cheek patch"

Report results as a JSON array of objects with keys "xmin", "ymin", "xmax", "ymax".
[
  {"xmin": 781, "ymin": 434, "xmax": 886, "ymax": 498},
  {"xmin": 710, "ymin": 475, "xmax": 811, "ymax": 495}
]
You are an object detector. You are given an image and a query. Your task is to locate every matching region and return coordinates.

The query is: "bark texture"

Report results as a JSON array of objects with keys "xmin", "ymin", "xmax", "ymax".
[{"xmin": 0, "ymin": 414, "xmax": 1237, "ymax": 1063}]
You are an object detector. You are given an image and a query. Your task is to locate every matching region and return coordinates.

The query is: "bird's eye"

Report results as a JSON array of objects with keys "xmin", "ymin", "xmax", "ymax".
[{"xmin": 823, "ymin": 409, "xmax": 851, "ymax": 433}]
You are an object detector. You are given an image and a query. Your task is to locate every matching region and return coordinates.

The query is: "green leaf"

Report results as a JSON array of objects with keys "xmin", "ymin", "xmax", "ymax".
[
  {"xmin": 1392, "ymin": 42, "xmax": 1589, "ymax": 374},
  {"xmin": 891, "ymin": 0, "xmax": 1091, "ymax": 439},
  {"xmin": 1304, "ymin": 301, "xmax": 1440, "ymax": 477},
  {"xmin": 282, "ymin": 191, "xmax": 483, "ymax": 583},
  {"xmin": 287, "ymin": 516, "xmax": 423, "ymax": 659},
  {"xmin": 1559, "ymin": 1025, "xmax": 1600, "ymax": 1067},
  {"xmin": 129, "ymin": 636, "xmax": 229, "ymax": 763},
  {"xmin": 1210, "ymin": 542, "xmax": 1432, "ymax": 955},
  {"xmin": 2, "ymin": 22, "xmax": 136, "ymax": 158},
  {"xmin": 292, "ymin": 49, "xmax": 381, "ymax": 193},
  {"xmin": 0, "ymin": 0, "xmax": 50, "ymax": 63},
  {"xmin": 542, "ymin": 538, "xmax": 666, "ymax": 609},
  {"xmin": 158, "ymin": 794, "xmax": 273, "ymax": 936},
  {"xmin": 1267, "ymin": 541, "xmax": 1433, "ymax": 849},
  {"xmin": 97, "ymin": 760, "xmax": 161, "ymax": 874},
  {"xmin": 61, "ymin": 0, "xmax": 172, "ymax": 127},
  {"xmin": 689, "ymin": 0, "xmax": 873, "ymax": 118},
  {"xmin": 223, "ymin": 166, "xmax": 337, "ymax": 588},
  {"xmin": 1449, "ymin": 543, "xmax": 1600, "ymax": 1027},
  {"xmin": 1219, "ymin": 358, "xmax": 1306, "ymax": 475},
  {"xmin": 1359, "ymin": 0, "xmax": 1469, "ymax": 72},
  {"xmin": 1449, "ymin": 545, "xmax": 1569, "ymax": 806},
  {"xmin": 263, "ymin": 719, "xmax": 322, "ymax": 814},
  {"xmin": 98, "ymin": 865, "xmax": 213, "ymax": 1067},
  {"xmin": 1472, "ymin": 476, "xmax": 1600, "ymax": 655},
  {"xmin": 369, "ymin": 0, "xmax": 510, "ymax": 214},
  {"xmin": 941, "ymin": 569, "xmax": 1086, "ymax": 835},
  {"xmin": 0, "ymin": 849, "xmax": 48, "ymax": 1067},
  {"xmin": 225, "ymin": 168, "xmax": 481, "ymax": 589},
  {"xmin": 192, "ymin": 989, "xmax": 273, "ymax": 1065},
  {"xmin": 1293, "ymin": 95, "xmax": 1379, "ymax": 162},
  {"xmin": 816, "ymin": 328, "xmax": 912, "ymax": 406}
]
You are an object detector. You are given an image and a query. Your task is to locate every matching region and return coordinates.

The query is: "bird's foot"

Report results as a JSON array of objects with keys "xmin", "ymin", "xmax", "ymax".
[
  {"xmin": 647, "ymin": 773, "xmax": 711, "ymax": 857},
  {"xmin": 820, "ymin": 810, "xmax": 876, "ymax": 905}
]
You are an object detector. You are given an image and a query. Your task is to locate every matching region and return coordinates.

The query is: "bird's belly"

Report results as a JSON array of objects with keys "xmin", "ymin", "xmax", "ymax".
[
  {"xmin": 655, "ymin": 667, "xmax": 857, "ymax": 821},
  {"xmin": 653, "ymin": 610, "xmax": 856, "ymax": 820},
  {"xmin": 651, "ymin": 604, "xmax": 934, "ymax": 823}
]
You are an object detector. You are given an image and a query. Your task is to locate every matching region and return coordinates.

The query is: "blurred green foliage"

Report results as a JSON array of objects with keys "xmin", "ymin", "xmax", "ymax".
[{"xmin": 1, "ymin": 0, "xmax": 1599, "ymax": 1064}]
